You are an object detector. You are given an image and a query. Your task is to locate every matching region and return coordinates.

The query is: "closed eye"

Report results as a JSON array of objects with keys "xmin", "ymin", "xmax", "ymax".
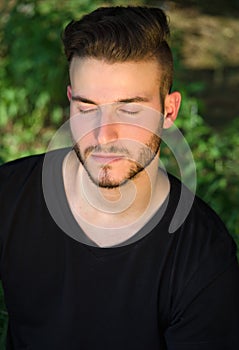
[
  {"xmin": 78, "ymin": 108, "xmax": 98, "ymax": 114},
  {"xmin": 118, "ymin": 103, "xmax": 142, "ymax": 116},
  {"xmin": 77, "ymin": 103, "xmax": 98, "ymax": 115},
  {"xmin": 119, "ymin": 109, "xmax": 140, "ymax": 115}
]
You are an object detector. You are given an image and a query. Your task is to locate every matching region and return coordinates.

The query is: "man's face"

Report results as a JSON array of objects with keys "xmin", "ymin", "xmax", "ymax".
[{"xmin": 68, "ymin": 57, "xmax": 164, "ymax": 188}]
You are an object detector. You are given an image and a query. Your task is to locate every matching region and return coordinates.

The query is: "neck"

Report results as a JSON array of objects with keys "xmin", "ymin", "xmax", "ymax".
[
  {"xmin": 67, "ymin": 150, "xmax": 159, "ymax": 216},
  {"xmin": 63, "ymin": 150, "xmax": 169, "ymax": 246}
]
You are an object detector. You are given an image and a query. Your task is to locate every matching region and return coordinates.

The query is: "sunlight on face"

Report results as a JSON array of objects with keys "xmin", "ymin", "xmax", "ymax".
[{"xmin": 69, "ymin": 58, "xmax": 164, "ymax": 188}]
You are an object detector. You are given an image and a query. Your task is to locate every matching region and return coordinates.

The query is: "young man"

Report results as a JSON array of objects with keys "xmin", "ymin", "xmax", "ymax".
[{"xmin": 0, "ymin": 6, "xmax": 238, "ymax": 350}]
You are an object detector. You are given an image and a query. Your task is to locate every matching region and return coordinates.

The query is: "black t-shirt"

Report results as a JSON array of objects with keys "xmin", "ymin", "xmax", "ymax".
[{"xmin": 0, "ymin": 149, "xmax": 239, "ymax": 350}]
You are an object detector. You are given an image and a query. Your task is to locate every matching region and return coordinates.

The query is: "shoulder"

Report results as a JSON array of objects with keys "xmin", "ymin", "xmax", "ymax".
[
  {"xmin": 0, "ymin": 153, "xmax": 45, "ymax": 189},
  {"xmin": 167, "ymin": 173, "xmax": 237, "ymax": 280},
  {"xmin": 0, "ymin": 153, "xmax": 45, "ymax": 178},
  {"xmin": 168, "ymin": 173, "xmax": 230, "ymax": 240},
  {"xmin": 0, "ymin": 148, "xmax": 70, "ymax": 199},
  {"xmin": 0, "ymin": 153, "xmax": 45, "ymax": 174},
  {"xmin": 169, "ymin": 173, "xmax": 237, "ymax": 282},
  {"xmin": 0, "ymin": 148, "xmax": 69, "ymax": 185},
  {"xmin": 185, "ymin": 188, "xmax": 233, "ymax": 247}
]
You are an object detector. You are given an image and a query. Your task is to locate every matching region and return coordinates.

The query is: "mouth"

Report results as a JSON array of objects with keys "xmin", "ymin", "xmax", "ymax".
[{"xmin": 90, "ymin": 153, "xmax": 126, "ymax": 164}]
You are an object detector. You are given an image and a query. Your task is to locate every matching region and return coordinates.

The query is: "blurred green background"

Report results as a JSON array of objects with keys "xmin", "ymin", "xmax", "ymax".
[{"xmin": 0, "ymin": 0, "xmax": 239, "ymax": 347}]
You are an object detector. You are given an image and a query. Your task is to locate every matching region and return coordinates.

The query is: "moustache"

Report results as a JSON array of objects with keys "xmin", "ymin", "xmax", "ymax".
[{"xmin": 85, "ymin": 145, "xmax": 131, "ymax": 157}]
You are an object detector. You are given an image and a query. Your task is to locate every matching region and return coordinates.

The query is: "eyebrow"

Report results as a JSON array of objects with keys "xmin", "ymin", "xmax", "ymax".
[{"xmin": 71, "ymin": 95, "xmax": 150, "ymax": 105}]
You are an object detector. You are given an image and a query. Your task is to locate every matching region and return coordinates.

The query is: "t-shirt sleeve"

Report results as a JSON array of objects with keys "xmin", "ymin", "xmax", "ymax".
[{"xmin": 164, "ymin": 201, "xmax": 239, "ymax": 350}]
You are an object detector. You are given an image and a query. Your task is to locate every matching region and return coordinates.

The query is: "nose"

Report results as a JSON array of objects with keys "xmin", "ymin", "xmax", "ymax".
[{"xmin": 95, "ymin": 108, "xmax": 118, "ymax": 145}]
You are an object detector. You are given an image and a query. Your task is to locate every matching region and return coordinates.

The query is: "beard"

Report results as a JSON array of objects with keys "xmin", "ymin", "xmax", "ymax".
[{"xmin": 72, "ymin": 133, "xmax": 161, "ymax": 189}]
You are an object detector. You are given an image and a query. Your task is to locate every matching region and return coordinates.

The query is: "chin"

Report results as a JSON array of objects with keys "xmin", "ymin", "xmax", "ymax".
[{"xmin": 89, "ymin": 165, "xmax": 145, "ymax": 189}]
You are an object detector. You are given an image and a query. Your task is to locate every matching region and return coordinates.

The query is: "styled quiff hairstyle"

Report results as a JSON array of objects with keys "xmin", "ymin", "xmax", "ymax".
[{"xmin": 62, "ymin": 6, "xmax": 173, "ymax": 102}]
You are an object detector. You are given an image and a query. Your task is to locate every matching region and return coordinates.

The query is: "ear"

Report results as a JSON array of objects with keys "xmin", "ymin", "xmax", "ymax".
[
  {"xmin": 67, "ymin": 85, "xmax": 72, "ymax": 101},
  {"xmin": 163, "ymin": 91, "xmax": 181, "ymax": 129}
]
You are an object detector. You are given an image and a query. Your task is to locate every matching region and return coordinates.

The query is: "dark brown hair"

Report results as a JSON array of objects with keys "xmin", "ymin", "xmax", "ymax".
[{"xmin": 62, "ymin": 6, "xmax": 173, "ymax": 101}]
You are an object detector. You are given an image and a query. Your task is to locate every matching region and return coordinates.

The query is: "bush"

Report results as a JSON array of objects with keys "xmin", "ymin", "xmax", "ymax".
[
  {"xmin": 161, "ymin": 90, "xmax": 239, "ymax": 251},
  {"xmin": 0, "ymin": 0, "xmax": 238, "ymax": 346}
]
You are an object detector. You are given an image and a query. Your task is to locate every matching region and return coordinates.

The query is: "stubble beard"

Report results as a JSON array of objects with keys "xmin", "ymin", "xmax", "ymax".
[{"xmin": 72, "ymin": 134, "xmax": 161, "ymax": 189}]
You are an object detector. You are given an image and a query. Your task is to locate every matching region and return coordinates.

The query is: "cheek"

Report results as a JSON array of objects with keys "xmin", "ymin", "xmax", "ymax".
[
  {"xmin": 70, "ymin": 114, "xmax": 96, "ymax": 146},
  {"xmin": 74, "ymin": 134, "xmax": 96, "ymax": 153},
  {"xmin": 120, "ymin": 126, "xmax": 156, "ymax": 145}
]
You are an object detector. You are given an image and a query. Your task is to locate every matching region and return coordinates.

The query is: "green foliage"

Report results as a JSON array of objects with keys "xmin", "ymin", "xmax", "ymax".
[
  {"xmin": 0, "ymin": 0, "xmax": 238, "ymax": 347},
  {"xmin": 164, "ymin": 31, "xmax": 239, "ymax": 249},
  {"xmin": 0, "ymin": 0, "xmax": 143, "ymax": 163},
  {"xmin": 0, "ymin": 1, "xmax": 69, "ymax": 161},
  {"xmin": 0, "ymin": 0, "xmax": 147, "ymax": 345},
  {"xmin": 161, "ymin": 90, "xmax": 239, "ymax": 250}
]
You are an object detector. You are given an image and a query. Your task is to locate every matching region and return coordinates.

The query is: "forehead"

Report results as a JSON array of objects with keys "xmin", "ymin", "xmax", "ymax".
[{"xmin": 69, "ymin": 57, "xmax": 161, "ymax": 103}]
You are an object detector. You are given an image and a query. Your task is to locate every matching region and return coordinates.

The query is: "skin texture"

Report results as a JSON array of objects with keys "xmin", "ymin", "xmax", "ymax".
[{"xmin": 63, "ymin": 57, "xmax": 181, "ymax": 246}]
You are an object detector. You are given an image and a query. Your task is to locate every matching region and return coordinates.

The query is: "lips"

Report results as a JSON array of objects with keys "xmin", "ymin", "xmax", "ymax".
[{"xmin": 91, "ymin": 153, "xmax": 125, "ymax": 164}]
